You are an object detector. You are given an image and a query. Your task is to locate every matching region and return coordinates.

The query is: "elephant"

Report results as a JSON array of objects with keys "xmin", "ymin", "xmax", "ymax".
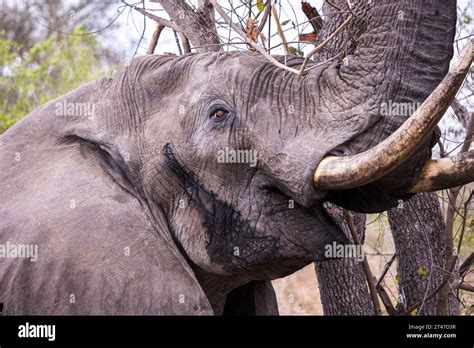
[{"xmin": 0, "ymin": 0, "xmax": 472, "ymax": 315}]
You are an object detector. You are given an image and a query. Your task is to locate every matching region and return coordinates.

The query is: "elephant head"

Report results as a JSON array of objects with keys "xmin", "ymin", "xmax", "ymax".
[{"xmin": 0, "ymin": 0, "xmax": 472, "ymax": 314}]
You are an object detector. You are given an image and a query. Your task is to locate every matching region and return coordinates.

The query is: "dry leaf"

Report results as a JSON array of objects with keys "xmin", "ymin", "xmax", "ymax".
[
  {"xmin": 299, "ymin": 32, "xmax": 318, "ymax": 43},
  {"xmin": 246, "ymin": 18, "xmax": 259, "ymax": 51}
]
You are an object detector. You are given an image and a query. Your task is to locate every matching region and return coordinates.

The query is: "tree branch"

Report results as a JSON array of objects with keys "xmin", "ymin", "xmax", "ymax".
[
  {"xmin": 157, "ymin": 0, "xmax": 220, "ymax": 52},
  {"xmin": 460, "ymin": 252, "xmax": 473, "ymax": 277},
  {"xmin": 256, "ymin": 1, "xmax": 271, "ymax": 35},
  {"xmin": 452, "ymin": 98, "xmax": 472, "ymax": 130},
  {"xmin": 376, "ymin": 253, "xmax": 397, "ymax": 289},
  {"xmin": 458, "ymin": 282, "xmax": 474, "ymax": 292},
  {"xmin": 178, "ymin": 32, "xmax": 192, "ymax": 53},
  {"xmin": 408, "ymin": 191, "xmax": 471, "ymax": 315},
  {"xmin": 271, "ymin": 4, "xmax": 289, "ymax": 55},
  {"xmin": 173, "ymin": 30, "xmax": 183, "ymax": 55},
  {"xmin": 301, "ymin": 1, "xmax": 324, "ymax": 33},
  {"xmin": 209, "ymin": 0, "xmax": 300, "ymax": 75},
  {"xmin": 134, "ymin": 7, "xmax": 181, "ymax": 32},
  {"xmin": 147, "ymin": 23, "xmax": 164, "ymax": 54},
  {"xmin": 373, "ymin": 253, "xmax": 397, "ymax": 315},
  {"xmin": 298, "ymin": 12, "xmax": 353, "ymax": 74}
]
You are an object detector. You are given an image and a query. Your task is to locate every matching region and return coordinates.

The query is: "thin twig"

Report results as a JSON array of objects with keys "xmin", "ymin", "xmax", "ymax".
[
  {"xmin": 179, "ymin": 32, "xmax": 192, "ymax": 53},
  {"xmin": 404, "ymin": 258, "xmax": 457, "ymax": 315},
  {"xmin": 147, "ymin": 23, "xmax": 164, "ymax": 54},
  {"xmin": 271, "ymin": 4, "xmax": 289, "ymax": 55},
  {"xmin": 134, "ymin": 7, "xmax": 182, "ymax": 32},
  {"xmin": 459, "ymin": 252, "xmax": 473, "ymax": 277},
  {"xmin": 459, "ymin": 282, "xmax": 474, "ymax": 292},
  {"xmin": 256, "ymin": 1, "xmax": 271, "ymax": 35},
  {"xmin": 378, "ymin": 285, "xmax": 397, "ymax": 315},
  {"xmin": 343, "ymin": 210, "xmax": 383, "ymax": 315},
  {"xmin": 345, "ymin": 0, "xmax": 356, "ymax": 17},
  {"xmin": 376, "ymin": 253, "xmax": 397, "ymax": 289},
  {"xmin": 298, "ymin": 12, "xmax": 353, "ymax": 75},
  {"xmin": 375, "ymin": 253, "xmax": 397, "ymax": 315},
  {"xmin": 325, "ymin": 0, "xmax": 342, "ymax": 12},
  {"xmin": 304, "ymin": 53, "xmax": 342, "ymax": 72},
  {"xmin": 173, "ymin": 30, "xmax": 183, "ymax": 55},
  {"xmin": 210, "ymin": 0, "xmax": 300, "ymax": 75},
  {"xmin": 456, "ymin": 191, "xmax": 473, "ymax": 255}
]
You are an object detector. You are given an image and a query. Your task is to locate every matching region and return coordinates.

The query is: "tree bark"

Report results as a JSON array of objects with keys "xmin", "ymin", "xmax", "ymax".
[
  {"xmin": 311, "ymin": 1, "xmax": 373, "ymax": 315},
  {"xmin": 157, "ymin": 0, "xmax": 220, "ymax": 52},
  {"xmin": 387, "ymin": 193, "xmax": 458, "ymax": 315},
  {"xmin": 313, "ymin": 0, "xmax": 454, "ymax": 316},
  {"xmin": 310, "ymin": 0, "xmax": 374, "ymax": 316},
  {"xmin": 314, "ymin": 204, "xmax": 374, "ymax": 315}
]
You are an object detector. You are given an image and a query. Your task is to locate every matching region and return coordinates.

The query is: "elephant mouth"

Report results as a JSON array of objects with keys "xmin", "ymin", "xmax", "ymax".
[
  {"xmin": 256, "ymin": 182, "xmax": 348, "ymax": 254},
  {"xmin": 164, "ymin": 143, "xmax": 347, "ymax": 274}
]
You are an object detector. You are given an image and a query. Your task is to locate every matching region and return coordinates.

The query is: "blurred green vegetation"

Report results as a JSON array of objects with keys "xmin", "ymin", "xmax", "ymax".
[{"xmin": 0, "ymin": 26, "xmax": 112, "ymax": 133}]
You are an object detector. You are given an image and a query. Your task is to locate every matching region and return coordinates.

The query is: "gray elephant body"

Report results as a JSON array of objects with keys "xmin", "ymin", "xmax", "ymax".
[
  {"xmin": 0, "ymin": 56, "xmax": 343, "ymax": 315},
  {"xmin": 0, "ymin": 84, "xmax": 213, "ymax": 314}
]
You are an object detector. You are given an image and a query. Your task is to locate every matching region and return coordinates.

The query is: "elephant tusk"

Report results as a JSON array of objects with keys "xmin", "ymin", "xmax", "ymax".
[
  {"xmin": 408, "ymin": 150, "xmax": 474, "ymax": 193},
  {"xmin": 314, "ymin": 39, "xmax": 473, "ymax": 191}
]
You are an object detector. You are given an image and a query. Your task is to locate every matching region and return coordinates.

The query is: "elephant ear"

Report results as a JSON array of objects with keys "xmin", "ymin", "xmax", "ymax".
[{"xmin": 0, "ymin": 103, "xmax": 213, "ymax": 314}]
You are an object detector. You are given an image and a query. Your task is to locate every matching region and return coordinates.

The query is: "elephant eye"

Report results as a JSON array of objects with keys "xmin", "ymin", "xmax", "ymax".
[{"xmin": 210, "ymin": 108, "xmax": 230, "ymax": 120}]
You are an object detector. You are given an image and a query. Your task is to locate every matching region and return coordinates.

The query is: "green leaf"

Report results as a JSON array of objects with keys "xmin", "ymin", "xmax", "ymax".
[
  {"xmin": 281, "ymin": 19, "xmax": 291, "ymax": 26},
  {"xmin": 416, "ymin": 267, "xmax": 429, "ymax": 277},
  {"xmin": 257, "ymin": 0, "xmax": 265, "ymax": 12},
  {"xmin": 0, "ymin": 26, "xmax": 113, "ymax": 134},
  {"xmin": 288, "ymin": 46, "xmax": 304, "ymax": 57}
]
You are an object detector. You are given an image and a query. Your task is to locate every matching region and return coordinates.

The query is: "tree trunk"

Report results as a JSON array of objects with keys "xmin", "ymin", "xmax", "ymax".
[
  {"xmin": 312, "ymin": 1, "xmax": 373, "ymax": 316},
  {"xmin": 157, "ymin": 0, "xmax": 220, "ymax": 52},
  {"xmin": 437, "ymin": 189, "xmax": 461, "ymax": 315},
  {"xmin": 313, "ymin": 0, "xmax": 454, "ymax": 316},
  {"xmin": 314, "ymin": 204, "xmax": 373, "ymax": 315},
  {"xmin": 387, "ymin": 192, "xmax": 458, "ymax": 315}
]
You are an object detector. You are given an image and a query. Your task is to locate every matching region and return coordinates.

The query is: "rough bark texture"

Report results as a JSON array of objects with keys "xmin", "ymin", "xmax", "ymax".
[
  {"xmin": 313, "ymin": 0, "xmax": 369, "ymax": 62},
  {"xmin": 314, "ymin": 204, "xmax": 373, "ymax": 315},
  {"xmin": 312, "ymin": 0, "xmax": 455, "ymax": 316},
  {"xmin": 311, "ymin": 1, "xmax": 372, "ymax": 315},
  {"xmin": 158, "ymin": 0, "xmax": 220, "ymax": 52},
  {"xmin": 437, "ymin": 189, "xmax": 460, "ymax": 315},
  {"xmin": 388, "ymin": 193, "xmax": 458, "ymax": 315}
]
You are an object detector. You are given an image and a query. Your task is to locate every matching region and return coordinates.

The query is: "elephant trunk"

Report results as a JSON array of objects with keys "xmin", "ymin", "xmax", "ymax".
[
  {"xmin": 308, "ymin": 0, "xmax": 473, "ymax": 193},
  {"xmin": 313, "ymin": 39, "xmax": 473, "ymax": 190}
]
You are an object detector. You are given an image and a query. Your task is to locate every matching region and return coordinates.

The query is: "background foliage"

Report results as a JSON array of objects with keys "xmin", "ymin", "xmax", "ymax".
[{"xmin": 0, "ymin": 26, "xmax": 113, "ymax": 132}]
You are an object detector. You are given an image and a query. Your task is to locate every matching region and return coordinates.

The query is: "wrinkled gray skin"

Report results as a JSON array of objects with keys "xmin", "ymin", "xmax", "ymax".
[{"xmin": 0, "ymin": 0, "xmax": 456, "ymax": 314}]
